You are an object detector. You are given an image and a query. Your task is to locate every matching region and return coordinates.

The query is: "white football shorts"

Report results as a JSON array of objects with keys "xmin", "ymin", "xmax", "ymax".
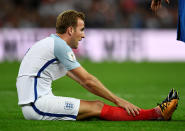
[{"xmin": 21, "ymin": 94, "xmax": 80, "ymax": 120}]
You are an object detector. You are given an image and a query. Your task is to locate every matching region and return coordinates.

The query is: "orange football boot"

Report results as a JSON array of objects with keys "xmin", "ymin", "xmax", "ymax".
[{"xmin": 158, "ymin": 89, "xmax": 179, "ymax": 120}]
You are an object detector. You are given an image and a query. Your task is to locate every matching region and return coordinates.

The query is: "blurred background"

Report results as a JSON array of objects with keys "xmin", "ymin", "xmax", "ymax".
[
  {"xmin": 0, "ymin": 0, "xmax": 178, "ymax": 28},
  {"xmin": 0, "ymin": 0, "xmax": 185, "ymax": 62},
  {"xmin": 0, "ymin": 1, "xmax": 185, "ymax": 126}
]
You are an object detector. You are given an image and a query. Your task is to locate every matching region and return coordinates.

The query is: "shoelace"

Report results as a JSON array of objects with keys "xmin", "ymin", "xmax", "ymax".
[
  {"xmin": 158, "ymin": 102, "xmax": 169, "ymax": 112},
  {"xmin": 157, "ymin": 98, "xmax": 170, "ymax": 112},
  {"xmin": 157, "ymin": 90, "xmax": 179, "ymax": 112}
]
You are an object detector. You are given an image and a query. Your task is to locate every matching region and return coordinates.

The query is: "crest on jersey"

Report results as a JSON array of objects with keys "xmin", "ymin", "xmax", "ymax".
[
  {"xmin": 64, "ymin": 101, "xmax": 74, "ymax": 110},
  {"xmin": 67, "ymin": 51, "xmax": 76, "ymax": 61}
]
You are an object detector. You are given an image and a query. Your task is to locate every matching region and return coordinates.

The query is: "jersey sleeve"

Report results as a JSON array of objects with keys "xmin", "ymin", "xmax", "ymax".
[{"xmin": 54, "ymin": 40, "xmax": 80, "ymax": 71}]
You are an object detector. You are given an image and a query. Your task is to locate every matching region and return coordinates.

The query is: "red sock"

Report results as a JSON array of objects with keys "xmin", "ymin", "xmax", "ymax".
[{"xmin": 100, "ymin": 104, "xmax": 161, "ymax": 121}]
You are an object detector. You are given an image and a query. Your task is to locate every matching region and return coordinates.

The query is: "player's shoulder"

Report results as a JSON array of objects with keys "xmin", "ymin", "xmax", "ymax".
[
  {"xmin": 31, "ymin": 35, "xmax": 55, "ymax": 52},
  {"xmin": 27, "ymin": 36, "xmax": 55, "ymax": 56},
  {"xmin": 51, "ymin": 34, "xmax": 71, "ymax": 52},
  {"xmin": 36, "ymin": 36, "xmax": 54, "ymax": 45}
]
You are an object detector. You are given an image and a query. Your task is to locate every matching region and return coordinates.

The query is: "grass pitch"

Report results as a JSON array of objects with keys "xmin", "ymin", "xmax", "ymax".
[{"xmin": 0, "ymin": 61, "xmax": 185, "ymax": 131}]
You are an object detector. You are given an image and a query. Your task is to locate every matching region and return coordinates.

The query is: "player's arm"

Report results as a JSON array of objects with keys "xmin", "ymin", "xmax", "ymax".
[
  {"xmin": 54, "ymin": 37, "xmax": 140, "ymax": 116},
  {"xmin": 151, "ymin": 0, "xmax": 170, "ymax": 12},
  {"xmin": 67, "ymin": 66, "xmax": 141, "ymax": 116},
  {"xmin": 66, "ymin": 71, "xmax": 83, "ymax": 85}
]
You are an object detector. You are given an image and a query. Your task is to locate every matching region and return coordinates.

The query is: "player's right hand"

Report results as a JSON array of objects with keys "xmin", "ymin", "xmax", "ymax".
[{"xmin": 115, "ymin": 98, "xmax": 141, "ymax": 116}]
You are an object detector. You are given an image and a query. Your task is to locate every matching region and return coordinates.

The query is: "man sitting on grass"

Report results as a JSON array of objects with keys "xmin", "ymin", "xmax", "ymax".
[{"xmin": 16, "ymin": 10, "xmax": 179, "ymax": 121}]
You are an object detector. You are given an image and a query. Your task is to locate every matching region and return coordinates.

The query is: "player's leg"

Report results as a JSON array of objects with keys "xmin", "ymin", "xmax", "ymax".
[
  {"xmin": 77, "ymin": 89, "xmax": 179, "ymax": 121},
  {"xmin": 77, "ymin": 100, "xmax": 104, "ymax": 120},
  {"xmin": 22, "ymin": 94, "xmax": 81, "ymax": 120},
  {"xmin": 77, "ymin": 99, "xmax": 161, "ymax": 121},
  {"xmin": 22, "ymin": 97, "xmax": 161, "ymax": 121},
  {"xmin": 21, "ymin": 89, "xmax": 178, "ymax": 121}
]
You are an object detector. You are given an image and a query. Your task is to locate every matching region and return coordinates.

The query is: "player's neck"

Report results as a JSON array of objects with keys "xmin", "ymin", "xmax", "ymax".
[{"xmin": 56, "ymin": 33, "xmax": 71, "ymax": 46}]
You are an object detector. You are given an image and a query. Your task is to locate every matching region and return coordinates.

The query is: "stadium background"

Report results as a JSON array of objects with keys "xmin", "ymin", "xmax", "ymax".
[{"xmin": 0, "ymin": 0, "xmax": 185, "ymax": 130}]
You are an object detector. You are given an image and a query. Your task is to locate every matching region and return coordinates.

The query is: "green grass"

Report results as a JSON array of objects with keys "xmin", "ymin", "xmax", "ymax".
[{"xmin": 0, "ymin": 61, "xmax": 185, "ymax": 130}]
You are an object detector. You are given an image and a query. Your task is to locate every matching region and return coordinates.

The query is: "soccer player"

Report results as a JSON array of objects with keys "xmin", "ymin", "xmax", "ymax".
[
  {"xmin": 16, "ymin": 10, "xmax": 179, "ymax": 121},
  {"xmin": 151, "ymin": 0, "xmax": 185, "ymax": 43}
]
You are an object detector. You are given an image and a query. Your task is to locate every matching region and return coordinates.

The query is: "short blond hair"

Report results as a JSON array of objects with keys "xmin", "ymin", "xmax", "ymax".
[{"xmin": 56, "ymin": 10, "xmax": 85, "ymax": 34}]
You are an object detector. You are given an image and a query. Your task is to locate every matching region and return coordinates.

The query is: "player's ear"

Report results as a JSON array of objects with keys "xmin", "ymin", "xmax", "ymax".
[{"xmin": 67, "ymin": 26, "xmax": 74, "ymax": 36}]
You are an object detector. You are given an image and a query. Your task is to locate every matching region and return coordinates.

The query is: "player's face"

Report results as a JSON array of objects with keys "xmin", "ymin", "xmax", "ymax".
[{"xmin": 70, "ymin": 18, "xmax": 85, "ymax": 49}]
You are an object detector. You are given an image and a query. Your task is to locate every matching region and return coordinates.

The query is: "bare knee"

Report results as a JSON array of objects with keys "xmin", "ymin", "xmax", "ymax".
[
  {"xmin": 92, "ymin": 100, "xmax": 104, "ymax": 111},
  {"xmin": 77, "ymin": 100, "xmax": 105, "ymax": 120}
]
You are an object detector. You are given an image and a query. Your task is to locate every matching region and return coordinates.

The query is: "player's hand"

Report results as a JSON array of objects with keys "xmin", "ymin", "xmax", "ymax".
[
  {"xmin": 115, "ymin": 98, "xmax": 141, "ymax": 116},
  {"xmin": 151, "ymin": 0, "xmax": 170, "ymax": 12}
]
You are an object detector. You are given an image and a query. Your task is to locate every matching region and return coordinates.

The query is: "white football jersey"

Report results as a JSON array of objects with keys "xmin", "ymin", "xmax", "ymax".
[{"xmin": 16, "ymin": 34, "xmax": 80, "ymax": 105}]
